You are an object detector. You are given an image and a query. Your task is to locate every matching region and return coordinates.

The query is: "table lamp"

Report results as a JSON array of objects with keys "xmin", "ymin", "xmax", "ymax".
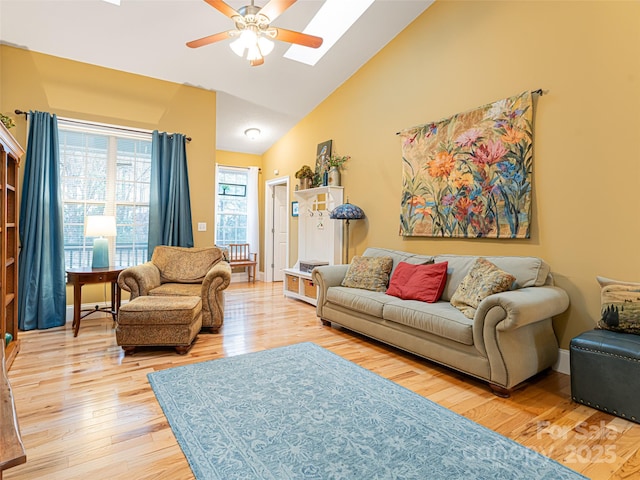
[
  {"xmin": 85, "ymin": 215, "xmax": 117, "ymax": 268},
  {"xmin": 329, "ymin": 201, "xmax": 365, "ymax": 264}
]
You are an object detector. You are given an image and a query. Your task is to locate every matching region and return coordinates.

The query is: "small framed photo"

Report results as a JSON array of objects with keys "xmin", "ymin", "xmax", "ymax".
[
  {"xmin": 291, "ymin": 201, "xmax": 299, "ymax": 217},
  {"xmin": 314, "ymin": 139, "xmax": 332, "ymax": 187}
]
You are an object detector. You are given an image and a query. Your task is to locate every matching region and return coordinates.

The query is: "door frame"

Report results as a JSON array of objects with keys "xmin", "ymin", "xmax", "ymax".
[{"xmin": 264, "ymin": 176, "xmax": 290, "ymax": 283}]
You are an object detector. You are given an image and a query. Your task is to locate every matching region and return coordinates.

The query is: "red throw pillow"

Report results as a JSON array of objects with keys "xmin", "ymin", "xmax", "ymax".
[{"xmin": 386, "ymin": 261, "xmax": 449, "ymax": 303}]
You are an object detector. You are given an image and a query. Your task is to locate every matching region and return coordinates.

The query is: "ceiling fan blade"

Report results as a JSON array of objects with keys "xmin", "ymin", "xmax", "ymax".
[
  {"xmin": 258, "ymin": 0, "xmax": 297, "ymax": 22},
  {"xmin": 203, "ymin": 0, "xmax": 240, "ymax": 19},
  {"xmin": 250, "ymin": 57, "xmax": 265, "ymax": 67},
  {"xmin": 274, "ymin": 28, "xmax": 323, "ymax": 49},
  {"xmin": 186, "ymin": 31, "xmax": 232, "ymax": 49}
]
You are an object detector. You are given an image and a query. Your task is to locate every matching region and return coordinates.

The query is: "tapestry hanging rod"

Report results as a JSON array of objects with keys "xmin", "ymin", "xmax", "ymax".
[
  {"xmin": 14, "ymin": 109, "xmax": 192, "ymax": 142},
  {"xmin": 395, "ymin": 88, "xmax": 544, "ymax": 135}
]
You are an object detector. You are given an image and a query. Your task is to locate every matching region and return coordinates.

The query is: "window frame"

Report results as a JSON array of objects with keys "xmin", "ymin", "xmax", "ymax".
[
  {"xmin": 214, "ymin": 165, "xmax": 250, "ymax": 246},
  {"xmin": 58, "ymin": 118, "xmax": 152, "ymax": 270}
]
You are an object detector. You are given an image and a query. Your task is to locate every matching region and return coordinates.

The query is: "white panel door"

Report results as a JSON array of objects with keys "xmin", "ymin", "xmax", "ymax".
[{"xmin": 273, "ymin": 184, "xmax": 288, "ymax": 282}]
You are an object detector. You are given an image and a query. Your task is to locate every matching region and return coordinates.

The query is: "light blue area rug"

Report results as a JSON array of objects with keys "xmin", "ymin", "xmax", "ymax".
[{"xmin": 148, "ymin": 342, "xmax": 586, "ymax": 480}]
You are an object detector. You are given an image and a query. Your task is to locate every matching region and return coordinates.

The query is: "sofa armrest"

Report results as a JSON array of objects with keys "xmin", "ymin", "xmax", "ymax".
[
  {"xmin": 313, "ymin": 265, "xmax": 349, "ymax": 288},
  {"xmin": 201, "ymin": 260, "xmax": 232, "ymax": 327},
  {"xmin": 312, "ymin": 265, "xmax": 349, "ymax": 316},
  {"xmin": 473, "ymin": 285, "xmax": 569, "ymax": 389},
  {"xmin": 202, "ymin": 261, "xmax": 232, "ymax": 294},
  {"xmin": 475, "ymin": 285, "xmax": 570, "ymax": 332},
  {"xmin": 117, "ymin": 262, "xmax": 161, "ymax": 299}
]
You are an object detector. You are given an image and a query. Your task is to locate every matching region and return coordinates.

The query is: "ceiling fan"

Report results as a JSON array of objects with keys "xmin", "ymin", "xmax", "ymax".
[{"xmin": 187, "ymin": 0, "xmax": 323, "ymax": 66}]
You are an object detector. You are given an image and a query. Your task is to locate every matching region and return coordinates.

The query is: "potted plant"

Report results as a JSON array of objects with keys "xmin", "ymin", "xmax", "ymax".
[
  {"xmin": 0, "ymin": 114, "xmax": 15, "ymax": 130},
  {"xmin": 327, "ymin": 154, "xmax": 350, "ymax": 186},
  {"xmin": 295, "ymin": 165, "xmax": 315, "ymax": 190}
]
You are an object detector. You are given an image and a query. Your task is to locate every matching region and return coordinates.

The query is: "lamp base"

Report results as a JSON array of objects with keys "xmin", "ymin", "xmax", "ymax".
[
  {"xmin": 344, "ymin": 219, "xmax": 350, "ymax": 265},
  {"xmin": 92, "ymin": 237, "xmax": 109, "ymax": 268}
]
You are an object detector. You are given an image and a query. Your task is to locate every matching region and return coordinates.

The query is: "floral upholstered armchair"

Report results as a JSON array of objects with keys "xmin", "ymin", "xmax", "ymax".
[{"xmin": 118, "ymin": 246, "xmax": 232, "ymax": 332}]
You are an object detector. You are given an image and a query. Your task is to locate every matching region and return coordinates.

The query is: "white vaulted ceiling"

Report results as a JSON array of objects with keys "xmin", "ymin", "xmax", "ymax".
[{"xmin": 0, "ymin": 0, "xmax": 433, "ymax": 154}]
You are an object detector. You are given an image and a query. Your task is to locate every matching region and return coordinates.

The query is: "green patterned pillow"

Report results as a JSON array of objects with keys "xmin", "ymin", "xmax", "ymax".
[
  {"xmin": 342, "ymin": 256, "xmax": 394, "ymax": 292},
  {"xmin": 597, "ymin": 276, "xmax": 640, "ymax": 335},
  {"xmin": 450, "ymin": 257, "xmax": 515, "ymax": 318}
]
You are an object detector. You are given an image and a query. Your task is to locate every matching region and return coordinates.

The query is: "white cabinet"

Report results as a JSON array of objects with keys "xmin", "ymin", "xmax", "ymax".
[
  {"xmin": 284, "ymin": 186, "xmax": 343, "ymax": 305},
  {"xmin": 283, "ymin": 269, "xmax": 318, "ymax": 305}
]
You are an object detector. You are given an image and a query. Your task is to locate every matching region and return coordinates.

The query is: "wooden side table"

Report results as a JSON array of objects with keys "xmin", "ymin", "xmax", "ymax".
[{"xmin": 66, "ymin": 267, "xmax": 124, "ymax": 337}]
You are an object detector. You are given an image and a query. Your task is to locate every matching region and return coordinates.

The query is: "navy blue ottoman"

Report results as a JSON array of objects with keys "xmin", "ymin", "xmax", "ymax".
[{"xmin": 570, "ymin": 329, "xmax": 640, "ymax": 423}]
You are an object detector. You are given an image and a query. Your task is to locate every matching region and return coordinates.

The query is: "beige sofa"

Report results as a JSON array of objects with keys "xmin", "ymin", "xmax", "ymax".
[
  {"xmin": 118, "ymin": 246, "xmax": 232, "ymax": 332},
  {"xmin": 312, "ymin": 248, "xmax": 570, "ymax": 396}
]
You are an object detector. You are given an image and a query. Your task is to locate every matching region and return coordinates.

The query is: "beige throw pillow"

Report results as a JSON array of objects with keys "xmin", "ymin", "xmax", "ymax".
[
  {"xmin": 342, "ymin": 256, "xmax": 394, "ymax": 292},
  {"xmin": 597, "ymin": 276, "xmax": 640, "ymax": 335},
  {"xmin": 450, "ymin": 257, "xmax": 515, "ymax": 318}
]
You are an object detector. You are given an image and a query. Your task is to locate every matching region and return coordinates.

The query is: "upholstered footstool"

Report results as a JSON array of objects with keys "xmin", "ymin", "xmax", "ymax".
[
  {"xmin": 116, "ymin": 296, "xmax": 202, "ymax": 355},
  {"xmin": 570, "ymin": 329, "xmax": 640, "ymax": 423}
]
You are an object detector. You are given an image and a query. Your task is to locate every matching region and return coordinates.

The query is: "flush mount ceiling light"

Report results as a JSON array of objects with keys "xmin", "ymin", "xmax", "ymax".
[
  {"xmin": 187, "ymin": 0, "xmax": 323, "ymax": 67},
  {"xmin": 244, "ymin": 128, "xmax": 261, "ymax": 140}
]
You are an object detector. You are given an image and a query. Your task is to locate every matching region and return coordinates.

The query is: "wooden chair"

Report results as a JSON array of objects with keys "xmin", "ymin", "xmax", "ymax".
[{"xmin": 228, "ymin": 243, "xmax": 257, "ymax": 282}]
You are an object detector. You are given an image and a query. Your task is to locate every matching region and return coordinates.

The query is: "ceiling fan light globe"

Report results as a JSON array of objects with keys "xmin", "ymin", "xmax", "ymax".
[
  {"xmin": 240, "ymin": 29, "xmax": 258, "ymax": 46},
  {"xmin": 229, "ymin": 38, "xmax": 246, "ymax": 57},
  {"xmin": 246, "ymin": 43, "xmax": 262, "ymax": 62},
  {"xmin": 258, "ymin": 37, "xmax": 274, "ymax": 56}
]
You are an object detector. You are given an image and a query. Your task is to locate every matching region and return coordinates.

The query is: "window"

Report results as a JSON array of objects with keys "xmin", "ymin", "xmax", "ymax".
[
  {"xmin": 215, "ymin": 166, "xmax": 249, "ymax": 246},
  {"xmin": 58, "ymin": 119, "xmax": 152, "ymax": 269}
]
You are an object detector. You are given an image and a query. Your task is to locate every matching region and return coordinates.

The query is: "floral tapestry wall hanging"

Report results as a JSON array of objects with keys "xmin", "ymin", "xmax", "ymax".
[{"xmin": 399, "ymin": 90, "xmax": 534, "ymax": 238}]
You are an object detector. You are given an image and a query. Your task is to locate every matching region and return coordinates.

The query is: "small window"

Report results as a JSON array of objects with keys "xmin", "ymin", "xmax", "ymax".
[{"xmin": 215, "ymin": 166, "xmax": 249, "ymax": 246}]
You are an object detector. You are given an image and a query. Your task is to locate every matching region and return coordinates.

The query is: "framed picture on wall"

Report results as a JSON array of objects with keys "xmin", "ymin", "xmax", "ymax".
[
  {"xmin": 314, "ymin": 139, "xmax": 332, "ymax": 187},
  {"xmin": 291, "ymin": 201, "xmax": 299, "ymax": 217}
]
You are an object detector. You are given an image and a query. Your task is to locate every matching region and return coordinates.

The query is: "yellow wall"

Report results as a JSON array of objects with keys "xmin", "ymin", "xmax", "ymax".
[
  {"xmin": 262, "ymin": 0, "xmax": 640, "ymax": 348},
  {"xmin": 2, "ymin": 1, "xmax": 639, "ymax": 348},
  {"xmin": 0, "ymin": 45, "xmax": 217, "ymax": 304}
]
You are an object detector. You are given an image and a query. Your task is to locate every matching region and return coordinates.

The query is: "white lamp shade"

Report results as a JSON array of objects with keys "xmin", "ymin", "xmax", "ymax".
[
  {"xmin": 258, "ymin": 37, "xmax": 274, "ymax": 56},
  {"xmin": 85, "ymin": 215, "xmax": 117, "ymax": 237},
  {"xmin": 246, "ymin": 43, "xmax": 262, "ymax": 61},
  {"xmin": 230, "ymin": 30, "xmax": 273, "ymax": 61},
  {"xmin": 230, "ymin": 37, "xmax": 246, "ymax": 57},
  {"xmin": 231, "ymin": 30, "xmax": 258, "ymax": 57}
]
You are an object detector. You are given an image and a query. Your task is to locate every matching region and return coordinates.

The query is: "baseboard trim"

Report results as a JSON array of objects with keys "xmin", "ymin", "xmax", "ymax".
[
  {"xmin": 230, "ymin": 271, "xmax": 263, "ymax": 282},
  {"xmin": 552, "ymin": 348, "xmax": 570, "ymax": 375}
]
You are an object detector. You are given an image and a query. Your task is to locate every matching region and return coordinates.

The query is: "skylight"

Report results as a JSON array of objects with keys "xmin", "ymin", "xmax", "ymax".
[
  {"xmin": 284, "ymin": 0, "xmax": 375, "ymax": 66},
  {"xmin": 101, "ymin": 0, "xmax": 121, "ymax": 5}
]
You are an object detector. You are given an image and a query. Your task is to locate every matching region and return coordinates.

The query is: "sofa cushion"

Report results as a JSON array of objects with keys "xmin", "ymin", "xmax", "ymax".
[
  {"xmin": 149, "ymin": 283, "xmax": 202, "ymax": 297},
  {"xmin": 326, "ymin": 287, "xmax": 394, "ymax": 318},
  {"xmin": 597, "ymin": 276, "xmax": 640, "ymax": 335},
  {"xmin": 118, "ymin": 295, "xmax": 202, "ymax": 326},
  {"xmin": 342, "ymin": 256, "xmax": 394, "ymax": 292},
  {"xmin": 435, "ymin": 254, "xmax": 551, "ymax": 301},
  {"xmin": 450, "ymin": 258, "xmax": 515, "ymax": 319},
  {"xmin": 363, "ymin": 247, "xmax": 434, "ymax": 276},
  {"xmin": 152, "ymin": 246, "xmax": 224, "ymax": 284},
  {"xmin": 383, "ymin": 300, "xmax": 474, "ymax": 345},
  {"xmin": 387, "ymin": 261, "xmax": 448, "ymax": 303}
]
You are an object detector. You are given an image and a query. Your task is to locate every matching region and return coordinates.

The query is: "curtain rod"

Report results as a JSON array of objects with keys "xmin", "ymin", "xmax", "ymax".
[
  {"xmin": 14, "ymin": 110, "xmax": 192, "ymax": 142},
  {"xmin": 395, "ymin": 88, "xmax": 545, "ymax": 135}
]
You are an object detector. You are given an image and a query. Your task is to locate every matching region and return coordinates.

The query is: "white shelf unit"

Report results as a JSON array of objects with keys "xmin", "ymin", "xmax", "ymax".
[{"xmin": 284, "ymin": 186, "xmax": 343, "ymax": 305}]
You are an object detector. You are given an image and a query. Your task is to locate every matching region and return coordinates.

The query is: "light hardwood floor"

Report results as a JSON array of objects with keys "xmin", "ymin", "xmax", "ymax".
[{"xmin": 5, "ymin": 282, "xmax": 640, "ymax": 479}]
